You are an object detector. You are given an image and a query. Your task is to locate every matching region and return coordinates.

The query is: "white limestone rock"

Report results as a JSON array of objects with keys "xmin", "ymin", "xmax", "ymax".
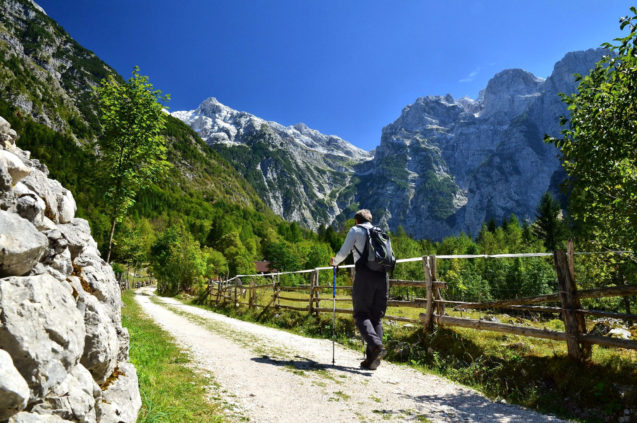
[
  {"xmin": 31, "ymin": 364, "xmax": 100, "ymax": 423},
  {"xmin": 0, "ymin": 150, "xmax": 31, "ymax": 185},
  {"xmin": 0, "ymin": 159, "xmax": 14, "ymax": 192},
  {"xmin": 21, "ymin": 169, "xmax": 76, "ymax": 224},
  {"xmin": 0, "ymin": 115, "xmax": 18, "ymax": 149},
  {"xmin": 13, "ymin": 182, "xmax": 47, "ymax": 229},
  {"xmin": 58, "ymin": 218, "xmax": 98, "ymax": 260},
  {"xmin": 95, "ymin": 363, "xmax": 141, "ymax": 423},
  {"xmin": 73, "ymin": 251, "xmax": 122, "ymax": 327},
  {"xmin": 0, "ymin": 274, "xmax": 85, "ymax": 399},
  {"xmin": 116, "ymin": 328, "xmax": 130, "ymax": 362},
  {"xmin": 78, "ymin": 294, "xmax": 119, "ymax": 384},
  {"xmin": 8, "ymin": 412, "xmax": 73, "ymax": 422},
  {"xmin": 0, "ymin": 349, "xmax": 30, "ymax": 420},
  {"xmin": 0, "ymin": 210, "xmax": 48, "ymax": 276},
  {"xmin": 57, "ymin": 190, "xmax": 76, "ymax": 224}
]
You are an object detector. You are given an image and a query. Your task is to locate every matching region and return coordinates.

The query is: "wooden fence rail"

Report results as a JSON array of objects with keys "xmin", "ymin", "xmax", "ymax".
[{"xmin": 206, "ymin": 245, "xmax": 637, "ymax": 361}]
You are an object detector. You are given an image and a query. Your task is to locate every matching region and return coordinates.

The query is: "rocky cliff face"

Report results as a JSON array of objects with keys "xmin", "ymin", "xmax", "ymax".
[
  {"xmin": 0, "ymin": 116, "xmax": 140, "ymax": 422},
  {"xmin": 352, "ymin": 48, "xmax": 606, "ymax": 239},
  {"xmin": 173, "ymin": 98, "xmax": 372, "ymax": 230}
]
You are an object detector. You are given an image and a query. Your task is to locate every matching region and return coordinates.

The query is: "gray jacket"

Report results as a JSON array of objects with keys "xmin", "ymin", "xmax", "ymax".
[{"xmin": 332, "ymin": 222, "xmax": 373, "ymax": 266}]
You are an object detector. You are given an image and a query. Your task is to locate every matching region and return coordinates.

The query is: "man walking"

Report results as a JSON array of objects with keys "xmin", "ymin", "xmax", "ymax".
[{"xmin": 330, "ymin": 209, "xmax": 388, "ymax": 370}]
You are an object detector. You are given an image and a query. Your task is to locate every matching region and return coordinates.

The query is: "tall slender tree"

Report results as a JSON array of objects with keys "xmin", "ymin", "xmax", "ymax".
[
  {"xmin": 96, "ymin": 67, "xmax": 170, "ymax": 262},
  {"xmin": 533, "ymin": 192, "xmax": 567, "ymax": 251}
]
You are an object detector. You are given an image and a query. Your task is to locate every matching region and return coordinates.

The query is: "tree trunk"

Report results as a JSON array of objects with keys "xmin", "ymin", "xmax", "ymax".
[{"xmin": 106, "ymin": 216, "xmax": 117, "ymax": 264}]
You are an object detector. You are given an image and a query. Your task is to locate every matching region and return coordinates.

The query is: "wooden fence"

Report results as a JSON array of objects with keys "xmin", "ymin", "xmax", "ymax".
[{"xmin": 207, "ymin": 241, "xmax": 637, "ymax": 361}]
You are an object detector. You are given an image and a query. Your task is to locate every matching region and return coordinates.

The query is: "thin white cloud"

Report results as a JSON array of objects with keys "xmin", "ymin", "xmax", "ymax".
[{"xmin": 459, "ymin": 68, "xmax": 480, "ymax": 83}]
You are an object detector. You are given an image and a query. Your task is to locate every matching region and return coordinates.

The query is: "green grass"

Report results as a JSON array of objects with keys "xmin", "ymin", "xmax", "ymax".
[{"xmin": 121, "ymin": 291, "xmax": 225, "ymax": 423}]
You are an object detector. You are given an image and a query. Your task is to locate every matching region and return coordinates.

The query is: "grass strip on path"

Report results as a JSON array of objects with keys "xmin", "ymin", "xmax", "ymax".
[{"xmin": 121, "ymin": 290, "xmax": 225, "ymax": 423}]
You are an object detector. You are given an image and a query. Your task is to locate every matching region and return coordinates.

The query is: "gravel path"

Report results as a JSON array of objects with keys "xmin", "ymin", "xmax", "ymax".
[{"xmin": 134, "ymin": 288, "xmax": 568, "ymax": 423}]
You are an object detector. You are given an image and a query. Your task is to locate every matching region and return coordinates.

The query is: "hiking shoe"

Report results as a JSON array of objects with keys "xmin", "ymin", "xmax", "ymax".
[
  {"xmin": 360, "ymin": 359, "xmax": 373, "ymax": 370},
  {"xmin": 368, "ymin": 345, "xmax": 387, "ymax": 370}
]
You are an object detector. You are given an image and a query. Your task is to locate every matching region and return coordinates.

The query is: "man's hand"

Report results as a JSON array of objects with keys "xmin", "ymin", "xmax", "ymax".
[{"xmin": 329, "ymin": 257, "xmax": 335, "ymax": 266}]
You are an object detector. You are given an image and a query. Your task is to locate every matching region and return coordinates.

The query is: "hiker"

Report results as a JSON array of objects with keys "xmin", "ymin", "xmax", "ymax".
[{"xmin": 330, "ymin": 209, "xmax": 388, "ymax": 370}]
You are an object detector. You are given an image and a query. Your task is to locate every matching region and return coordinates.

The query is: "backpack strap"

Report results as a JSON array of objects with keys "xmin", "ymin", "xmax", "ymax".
[
  {"xmin": 354, "ymin": 225, "xmax": 370, "ymax": 267},
  {"xmin": 353, "ymin": 224, "xmax": 370, "ymax": 254}
]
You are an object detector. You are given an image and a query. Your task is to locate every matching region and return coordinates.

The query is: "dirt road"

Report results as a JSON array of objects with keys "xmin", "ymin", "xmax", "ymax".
[{"xmin": 134, "ymin": 288, "xmax": 567, "ymax": 423}]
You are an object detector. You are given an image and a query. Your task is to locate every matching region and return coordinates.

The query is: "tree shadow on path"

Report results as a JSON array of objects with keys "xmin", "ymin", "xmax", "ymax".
[{"xmin": 400, "ymin": 391, "xmax": 563, "ymax": 423}]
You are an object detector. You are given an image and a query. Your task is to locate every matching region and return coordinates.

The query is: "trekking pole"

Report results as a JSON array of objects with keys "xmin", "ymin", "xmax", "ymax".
[{"xmin": 332, "ymin": 266, "xmax": 336, "ymax": 366}]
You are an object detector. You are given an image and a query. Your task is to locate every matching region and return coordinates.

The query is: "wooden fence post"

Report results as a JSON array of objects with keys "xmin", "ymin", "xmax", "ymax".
[
  {"xmin": 309, "ymin": 270, "xmax": 316, "ymax": 316},
  {"xmin": 274, "ymin": 274, "xmax": 280, "ymax": 311},
  {"xmin": 315, "ymin": 269, "xmax": 321, "ymax": 317},
  {"xmin": 431, "ymin": 256, "xmax": 445, "ymax": 316},
  {"xmin": 422, "ymin": 256, "xmax": 434, "ymax": 331},
  {"xmin": 554, "ymin": 240, "xmax": 591, "ymax": 361},
  {"xmin": 234, "ymin": 278, "xmax": 240, "ymax": 308},
  {"xmin": 249, "ymin": 279, "xmax": 255, "ymax": 309}
]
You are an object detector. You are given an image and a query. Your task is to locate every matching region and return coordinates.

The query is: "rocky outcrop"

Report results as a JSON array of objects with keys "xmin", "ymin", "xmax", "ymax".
[
  {"xmin": 0, "ymin": 115, "xmax": 140, "ymax": 422},
  {"xmin": 0, "ymin": 350, "xmax": 30, "ymax": 421}
]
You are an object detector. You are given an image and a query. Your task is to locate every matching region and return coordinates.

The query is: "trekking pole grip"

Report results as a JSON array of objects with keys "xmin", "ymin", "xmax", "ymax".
[{"xmin": 332, "ymin": 266, "xmax": 336, "ymax": 297}]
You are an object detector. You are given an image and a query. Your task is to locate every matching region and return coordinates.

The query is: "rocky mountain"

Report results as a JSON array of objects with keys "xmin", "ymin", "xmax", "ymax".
[
  {"xmin": 175, "ymin": 49, "xmax": 605, "ymax": 239},
  {"xmin": 0, "ymin": 116, "xmax": 141, "ymax": 422},
  {"xmin": 356, "ymin": 49, "xmax": 605, "ymax": 239},
  {"xmin": 173, "ymin": 98, "xmax": 371, "ymax": 229}
]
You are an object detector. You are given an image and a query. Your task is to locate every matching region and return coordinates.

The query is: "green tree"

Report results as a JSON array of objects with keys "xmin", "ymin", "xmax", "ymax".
[
  {"xmin": 96, "ymin": 66, "xmax": 170, "ymax": 262},
  {"xmin": 217, "ymin": 231, "xmax": 255, "ymax": 275},
  {"xmin": 533, "ymin": 192, "xmax": 568, "ymax": 251},
  {"xmin": 546, "ymin": 8, "xmax": 637, "ymax": 251},
  {"xmin": 150, "ymin": 223, "xmax": 208, "ymax": 294},
  {"xmin": 202, "ymin": 247, "xmax": 229, "ymax": 279}
]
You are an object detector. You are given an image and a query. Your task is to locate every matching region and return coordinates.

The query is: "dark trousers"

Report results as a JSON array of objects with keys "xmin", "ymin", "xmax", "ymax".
[{"xmin": 352, "ymin": 265, "xmax": 388, "ymax": 358}]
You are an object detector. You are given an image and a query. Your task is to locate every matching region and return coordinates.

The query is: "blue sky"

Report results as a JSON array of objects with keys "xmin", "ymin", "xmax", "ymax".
[{"xmin": 38, "ymin": 1, "xmax": 633, "ymax": 151}]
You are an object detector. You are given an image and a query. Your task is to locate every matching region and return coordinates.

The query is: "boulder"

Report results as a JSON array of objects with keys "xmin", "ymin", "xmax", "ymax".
[
  {"xmin": 0, "ymin": 210, "xmax": 48, "ymax": 276},
  {"xmin": 21, "ymin": 169, "xmax": 76, "ymax": 224},
  {"xmin": 0, "ymin": 150, "xmax": 31, "ymax": 185},
  {"xmin": 8, "ymin": 412, "xmax": 74, "ymax": 422},
  {"xmin": 49, "ymin": 248, "xmax": 73, "ymax": 279},
  {"xmin": 57, "ymin": 190, "xmax": 76, "ymax": 224},
  {"xmin": 58, "ymin": 218, "xmax": 98, "ymax": 260},
  {"xmin": 0, "ymin": 274, "xmax": 85, "ymax": 399},
  {"xmin": 14, "ymin": 182, "xmax": 47, "ymax": 226},
  {"xmin": 609, "ymin": 328, "xmax": 632, "ymax": 340},
  {"xmin": 78, "ymin": 294, "xmax": 119, "ymax": 384},
  {"xmin": 36, "ymin": 229, "xmax": 73, "ymax": 280},
  {"xmin": 74, "ymin": 251, "xmax": 122, "ymax": 327},
  {"xmin": 0, "ymin": 115, "xmax": 18, "ymax": 150},
  {"xmin": 31, "ymin": 364, "xmax": 100, "ymax": 423},
  {"xmin": 0, "ymin": 159, "xmax": 12, "ymax": 191},
  {"xmin": 95, "ymin": 363, "xmax": 141, "ymax": 423},
  {"xmin": 0, "ymin": 349, "xmax": 30, "ymax": 420}
]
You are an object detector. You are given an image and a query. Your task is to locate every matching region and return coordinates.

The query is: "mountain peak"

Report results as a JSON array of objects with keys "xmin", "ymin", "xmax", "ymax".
[{"xmin": 480, "ymin": 68, "xmax": 544, "ymax": 119}]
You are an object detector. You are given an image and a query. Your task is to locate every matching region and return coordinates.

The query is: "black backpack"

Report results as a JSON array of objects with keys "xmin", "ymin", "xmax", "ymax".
[{"xmin": 355, "ymin": 225, "xmax": 396, "ymax": 273}]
